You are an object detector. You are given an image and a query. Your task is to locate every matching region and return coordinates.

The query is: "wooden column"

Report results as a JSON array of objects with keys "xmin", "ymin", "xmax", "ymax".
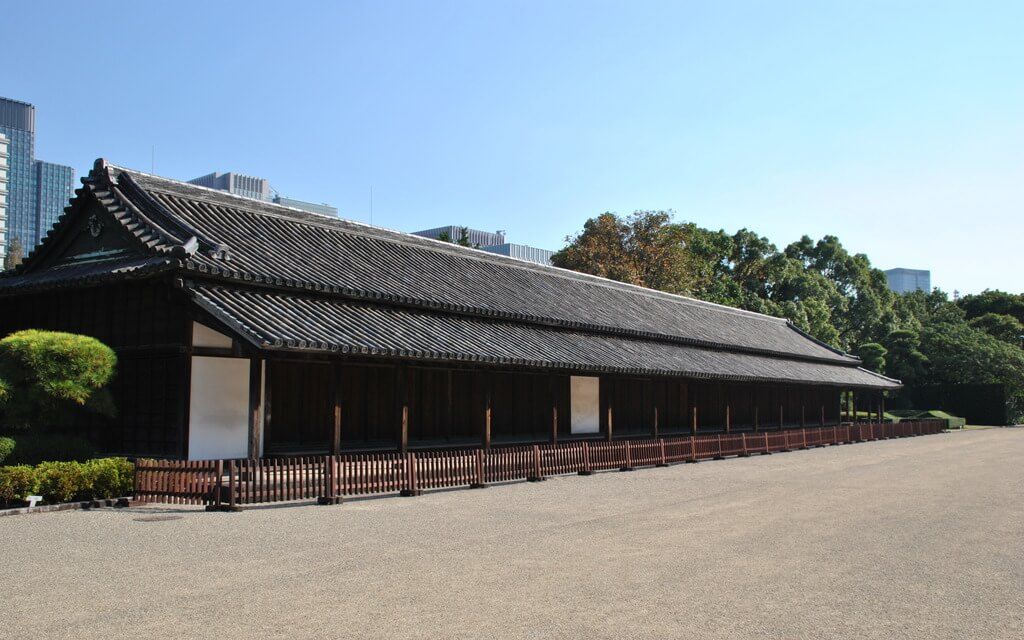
[
  {"xmin": 850, "ymin": 390, "xmax": 856, "ymax": 422},
  {"xmin": 653, "ymin": 405, "xmax": 659, "ymax": 438},
  {"xmin": 779, "ymin": 405, "xmax": 784, "ymax": 428},
  {"xmin": 725, "ymin": 404, "xmax": 731, "ymax": 433},
  {"xmin": 691, "ymin": 406, "xmax": 698, "ymax": 435},
  {"xmin": 550, "ymin": 378, "xmax": 559, "ymax": 445},
  {"xmin": 398, "ymin": 365, "xmax": 409, "ymax": 453},
  {"xmin": 330, "ymin": 362, "xmax": 343, "ymax": 455},
  {"xmin": 820, "ymin": 405, "xmax": 825, "ymax": 427},
  {"xmin": 247, "ymin": 358, "xmax": 263, "ymax": 459},
  {"xmin": 606, "ymin": 404, "xmax": 614, "ymax": 441},
  {"xmin": 754, "ymin": 406, "xmax": 759, "ymax": 432},
  {"xmin": 444, "ymin": 369, "xmax": 453, "ymax": 441},
  {"xmin": 483, "ymin": 375, "xmax": 492, "ymax": 450},
  {"xmin": 801, "ymin": 405, "xmax": 806, "ymax": 428}
]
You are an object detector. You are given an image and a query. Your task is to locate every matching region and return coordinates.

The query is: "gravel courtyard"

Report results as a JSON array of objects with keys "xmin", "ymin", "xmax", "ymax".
[{"xmin": 3, "ymin": 428, "xmax": 1022, "ymax": 640}]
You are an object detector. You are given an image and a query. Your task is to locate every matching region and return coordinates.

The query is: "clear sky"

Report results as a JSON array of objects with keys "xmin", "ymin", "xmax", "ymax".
[{"xmin": 5, "ymin": 1, "xmax": 1022, "ymax": 294}]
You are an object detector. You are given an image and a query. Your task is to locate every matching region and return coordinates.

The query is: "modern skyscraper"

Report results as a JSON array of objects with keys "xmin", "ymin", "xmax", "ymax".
[
  {"xmin": 0, "ymin": 134, "xmax": 8, "ymax": 263},
  {"xmin": 188, "ymin": 171, "xmax": 338, "ymax": 217},
  {"xmin": 0, "ymin": 97, "xmax": 76, "ymax": 254},
  {"xmin": 884, "ymin": 268, "xmax": 931, "ymax": 294}
]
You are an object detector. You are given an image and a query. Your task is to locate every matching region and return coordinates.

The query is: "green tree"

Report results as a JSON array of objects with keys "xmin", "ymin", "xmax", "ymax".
[
  {"xmin": 968, "ymin": 313, "xmax": 1024, "ymax": 347},
  {"xmin": 0, "ymin": 330, "xmax": 117, "ymax": 430},
  {"xmin": 883, "ymin": 329, "xmax": 928, "ymax": 384},
  {"xmin": 855, "ymin": 343, "xmax": 887, "ymax": 373},
  {"xmin": 958, "ymin": 290, "xmax": 1024, "ymax": 325}
]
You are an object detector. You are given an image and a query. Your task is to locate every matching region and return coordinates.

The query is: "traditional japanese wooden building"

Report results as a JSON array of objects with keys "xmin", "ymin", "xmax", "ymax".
[{"xmin": 0, "ymin": 160, "xmax": 900, "ymax": 460}]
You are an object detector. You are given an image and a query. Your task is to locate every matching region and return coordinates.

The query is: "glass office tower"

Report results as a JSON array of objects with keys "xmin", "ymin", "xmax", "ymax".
[{"xmin": 0, "ymin": 97, "xmax": 76, "ymax": 254}]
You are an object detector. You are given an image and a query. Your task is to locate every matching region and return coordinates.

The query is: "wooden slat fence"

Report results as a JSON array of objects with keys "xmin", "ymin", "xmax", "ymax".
[{"xmin": 134, "ymin": 421, "xmax": 947, "ymax": 508}]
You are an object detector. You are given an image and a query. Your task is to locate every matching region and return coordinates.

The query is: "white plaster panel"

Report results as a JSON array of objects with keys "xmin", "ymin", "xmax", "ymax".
[
  {"xmin": 188, "ymin": 356, "xmax": 249, "ymax": 460},
  {"xmin": 192, "ymin": 321, "xmax": 234, "ymax": 349},
  {"xmin": 570, "ymin": 376, "xmax": 600, "ymax": 434}
]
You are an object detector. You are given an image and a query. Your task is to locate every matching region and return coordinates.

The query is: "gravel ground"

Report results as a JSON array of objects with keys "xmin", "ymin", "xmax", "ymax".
[{"xmin": 2, "ymin": 428, "xmax": 1022, "ymax": 640}]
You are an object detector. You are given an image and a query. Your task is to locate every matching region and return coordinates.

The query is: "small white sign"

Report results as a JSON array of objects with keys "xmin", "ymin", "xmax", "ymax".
[{"xmin": 26, "ymin": 495, "xmax": 42, "ymax": 508}]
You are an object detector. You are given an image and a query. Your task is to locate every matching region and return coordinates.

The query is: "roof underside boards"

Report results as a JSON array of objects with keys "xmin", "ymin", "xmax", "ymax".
[
  {"xmin": 189, "ymin": 284, "xmax": 899, "ymax": 389},
  {"xmin": 121, "ymin": 169, "xmax": 858, "ymax": 365}
]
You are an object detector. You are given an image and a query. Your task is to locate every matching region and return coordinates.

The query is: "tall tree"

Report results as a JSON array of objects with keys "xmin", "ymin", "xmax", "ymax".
[
  {"xmin": 552, "ymin": 211, "xmax": 694, "ymax": 294},
  {"xmin": 3, "ymin": 236, "xmax": 24, "ymax": 271}
]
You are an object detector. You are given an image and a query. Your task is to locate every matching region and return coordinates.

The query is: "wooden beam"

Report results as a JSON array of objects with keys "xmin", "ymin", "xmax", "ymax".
[
  {"xmin": 247, "ymin": 358, "xmax": 263, "ymax": 459},
  {"xmin": 653, "ymin": 404, "xmax": 659, "ymax": 439},
  {"xmin": 725, "ymin": 404, "xmax": 731, "ymax": 433},
  {"xmin": 691, "ymin": 405, "xmax": 698, "ymax": 435},
  {"xmin": 331, "ymin": 362, "xmax": 343, "ymax": 455}
]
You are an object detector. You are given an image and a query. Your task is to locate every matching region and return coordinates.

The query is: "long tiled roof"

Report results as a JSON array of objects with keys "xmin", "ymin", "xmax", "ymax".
[{"xmin": 0, "ymin": 160, "xmax": 900, "ymax": 389}]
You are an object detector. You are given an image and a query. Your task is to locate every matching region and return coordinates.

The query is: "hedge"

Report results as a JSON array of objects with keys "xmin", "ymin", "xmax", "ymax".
[{"xmin": 0, "ymin": 457, "xmax": 134, "ymax": 507}]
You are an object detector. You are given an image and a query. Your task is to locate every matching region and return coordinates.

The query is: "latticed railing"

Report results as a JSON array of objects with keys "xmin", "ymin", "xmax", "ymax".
[{"xmin": 134, "ymin": 421, "xmax": 946, "ymax": 509}]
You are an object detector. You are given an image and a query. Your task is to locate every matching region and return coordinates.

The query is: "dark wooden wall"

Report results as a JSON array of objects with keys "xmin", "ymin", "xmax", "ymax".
[
  {"xmin": 0, "ymin": 280, "xmax": 190, "ymax": 457},
  {"xmin": 263, "ymin": 357, "xmax": 847, "ymax": 453}
]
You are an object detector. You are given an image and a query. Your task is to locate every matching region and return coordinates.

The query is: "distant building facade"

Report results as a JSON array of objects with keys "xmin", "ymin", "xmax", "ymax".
[
  {"xmin": 0, "ymin": 134, "xmax": 8, "ymax": 262},
  {"xmin": 413, "ymin": 225, "xmax": 506, "ymax": 248},
  {"xmin": 412, "ymin": 225, "xmax": 554, "ymax": 266},
  {"xmin": 188, "ymin": 171, "xmax": 338, "ymax": 217},
  {"xmin": 0, "ymin": 97, "xmax": 75, "ymax": 253},
  {"xmin": 884, "ymin": 268, "xmax": 931, "ymax": 294},
  {"xmin": 480, "ymin": 243, "xmax": 555, "ymax": 266}
]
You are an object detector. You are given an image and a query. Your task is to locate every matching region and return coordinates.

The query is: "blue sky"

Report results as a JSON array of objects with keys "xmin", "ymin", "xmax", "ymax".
[{"xmin": 6, "ymin": 1, "xmax": 1022, "ymax": 294}]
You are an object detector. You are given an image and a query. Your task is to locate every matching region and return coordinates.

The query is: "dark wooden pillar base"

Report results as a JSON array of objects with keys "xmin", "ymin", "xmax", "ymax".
[
  {"xmin": 317, "ymin": 496, "xmax": 343, "ymax": 506},
  {"xmin": 619, "ymin": 466, "xmax": 635, "ymax": 472},
  {"xmin": 527, "ymin": 476, "xmax": 546, "ymax": 482},
  {"xmin": 577, "ymin": 470, "xmax": 594, "ymax": 476},
  {"xmin": 399, "ymin": 489, "xmax": 423, "ymax": 497},
  {"xmin": 205, "ymin": 504, "xmax": 241, "ymax": 513},
  {"xmin": 469, "ymin": 482, "xmax": 488, "ymax": 489},
  {"xmin": 655, "ymin": 462, "xmax": 669, "ymax": 468},
  {"xmin": 684, "ymin": 459, "xmax": 699, "ymax": 464}
]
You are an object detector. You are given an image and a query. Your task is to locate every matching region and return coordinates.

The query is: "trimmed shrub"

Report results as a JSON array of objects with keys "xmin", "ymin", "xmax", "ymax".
[
  {"xmin": 0, "ymin": 465, "xmax": 36, "ymax": 505},
  {"xmin": 0, "ymin": 436, "xmax": 14, "ymax": 464},
  {"xmin": 34, "ymin": 461, "xmax": 90, "ymax": 504},
  {"xmin": 0, "ymin": 329, "xmax": 117, "ymax": 430},
  {"xmin": 84, "ymin": 457, "xmax": 134, "ymax": 499},
  {"xmin": 1, "ymin": 432, "xmax": 97, "ymax": 466}
]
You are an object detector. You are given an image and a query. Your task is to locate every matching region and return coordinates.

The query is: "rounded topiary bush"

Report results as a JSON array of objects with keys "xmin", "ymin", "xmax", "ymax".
[{"xmin": 0, "ymin": 330, "xmax": 117, "ymax": 430}]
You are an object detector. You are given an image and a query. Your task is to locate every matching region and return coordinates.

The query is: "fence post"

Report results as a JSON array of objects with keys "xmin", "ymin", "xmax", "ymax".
[
  {"xmin": 528, "ymin": 445, "xmax": 545, "ymax": 481},
  {"xmin": 620, "ymin": 440, "xmax": 634, "ymax": 471},
  {"xmin": 470, "ymin": 449, "xmax": 487, "ymax": 488},
  {"xmin": 579, "ymin": 441, "xmax": 593, "ymax": 475},
  {"xmin": 657, "ymin": 439, "xmax": 668, "ymax": 467},
  {"xmin": 318, "ymin": 455, "xmax": 342, "ymax": 505},
  {"xmin": 687, "ymin": 435, "xmax": 699, "ymax": 463},
  {"xmin": 401, "ymin": 452, "xmax": 422, "ymax": 496},
  {"xmin": 801, "ymin": 428, "xmax": 808, "ymax": 449},
  {"xmin": 762, "ymin": 431, "xmax": 771, "ymax": 455},
  {"xmin": 226, "ymin": 459, "xmax": 239, "ymax": 511},
  {"xmin": 740, "ymin": 432, "xmax": 749, "ymax": 457},
  {"xmin": 713, "ymin": 434, "xmax": 724, "ymax": 460}
]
